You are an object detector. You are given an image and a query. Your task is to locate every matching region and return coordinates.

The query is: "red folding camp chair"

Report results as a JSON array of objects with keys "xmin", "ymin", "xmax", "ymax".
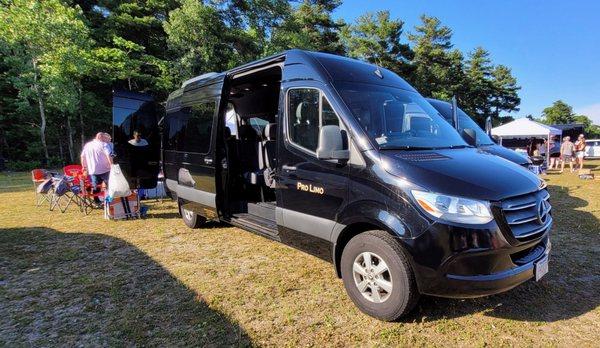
[
  {"xmin": 63, "ymin": 165, "xmax": 106, "ymax": 215},
  {"xmin": 31, "ymin": 169, "xmax": 52, "ymax": 207}
]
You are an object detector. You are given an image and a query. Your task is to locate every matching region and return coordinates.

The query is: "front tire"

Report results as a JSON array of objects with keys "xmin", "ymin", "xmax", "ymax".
[
  {"xmin": 341, "ymin": 230, "xmax": 419, "ymax": 321},
  {"xmin": 179, "ymin": 202, "xmax": 206, "ymax": 229}
]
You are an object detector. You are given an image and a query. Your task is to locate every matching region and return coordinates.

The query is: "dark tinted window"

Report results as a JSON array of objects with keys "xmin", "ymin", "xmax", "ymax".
[
  {"xmin": 287, "ymin": 89, "xmax": 341, "ymax": 153},
  {"xmin": 165, "ymin": 108, "xmax": 187, "ymax": 151},
  {"xmin": 165, "ymin": 101, "xmax": 215, "ymax": 153},
  {"xmin": 288, "ymin": 89, "xmax": 320, "ymax": 151},
  {"xmin": 322, "ymin": 96, "xmax": 339, "ymax": 126},
  {"xmin": 184, "ymin": 102, "xmax": 215, "ymax": 153}
]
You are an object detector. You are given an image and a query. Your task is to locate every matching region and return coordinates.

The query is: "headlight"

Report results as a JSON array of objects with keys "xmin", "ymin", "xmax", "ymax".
[{"xmin": 410, "ymin": 190, "xmax": 493, "ymax": 224}]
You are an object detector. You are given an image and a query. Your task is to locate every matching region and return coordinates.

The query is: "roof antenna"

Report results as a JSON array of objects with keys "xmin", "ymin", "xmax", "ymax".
[
  {"xmin": 374, "ymin": 56, "xmax": 384, "ymax": 79},
  {"xmin": 451, "ymin": 95, "xmax": 459, "ymax": 130}
]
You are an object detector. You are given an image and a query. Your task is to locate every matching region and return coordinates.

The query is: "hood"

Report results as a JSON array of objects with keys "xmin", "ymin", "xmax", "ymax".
[
  {"xmin": 379, "ymin": 148, "xmax": 541, "ymax": 201},
  {"xmin": 480, "ymin": 144, "xmax": 530, "ymax": 166}
]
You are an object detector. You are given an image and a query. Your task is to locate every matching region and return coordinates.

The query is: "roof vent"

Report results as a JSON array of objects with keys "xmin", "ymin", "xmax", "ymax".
[{"xmin": 181, "ymin": 72, "xmax": 218, "ymax": 88}]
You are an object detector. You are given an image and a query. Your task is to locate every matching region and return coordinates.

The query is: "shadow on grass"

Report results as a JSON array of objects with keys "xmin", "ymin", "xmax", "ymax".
[
  {"xmin": 411, "ymin": 182, "xmax": 599, "ymax": 323},
  {"xmin": 0, "ymin": 227, "xmax": 250, "ymax": 346}
]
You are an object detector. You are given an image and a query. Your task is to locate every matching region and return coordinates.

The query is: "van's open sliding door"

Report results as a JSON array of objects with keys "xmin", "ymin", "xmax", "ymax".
[{"xmin": 112, "ymin": 89, "xmax": 162, "ymax": 189}]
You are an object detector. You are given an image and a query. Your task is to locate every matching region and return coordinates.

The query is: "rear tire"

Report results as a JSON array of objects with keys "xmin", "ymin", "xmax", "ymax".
[
  {"xmin": 179, "ymin": 202, "xmax": 206, "ymax": 229},
  {"xmin": 341, "ymin": 230, "xmax": 419, "ymax": 321}
]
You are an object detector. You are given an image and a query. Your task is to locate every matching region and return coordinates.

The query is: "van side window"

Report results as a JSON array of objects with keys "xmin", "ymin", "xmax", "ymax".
[
  {"xmin": 288, "ymin": 88, "xmax": 340, "ymax": 153},
  {"xmin": 165, "ymin": 109, "xmax": 187, "ymax": 151},
  {"xmin": 322, "ymin": 96, "xmax": 339, "ymax": 127},
  {"xmin": 183, "ymin": 102, "xmax": 215, "ymax": 153},
  {"xmin": 288, "ymin": 88, "xmax": 320, "ymax": 151}
]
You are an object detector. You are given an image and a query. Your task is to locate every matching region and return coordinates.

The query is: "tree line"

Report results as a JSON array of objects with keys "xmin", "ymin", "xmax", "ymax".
[{"xmin": 0, "ymin": 0, "xmax": 528, "ymax": 169}]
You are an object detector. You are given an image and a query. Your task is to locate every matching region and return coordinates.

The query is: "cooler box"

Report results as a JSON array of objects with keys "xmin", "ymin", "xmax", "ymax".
[{"xmin": 104, "ymin": 192, "xmax": 140, "ymax": 220}]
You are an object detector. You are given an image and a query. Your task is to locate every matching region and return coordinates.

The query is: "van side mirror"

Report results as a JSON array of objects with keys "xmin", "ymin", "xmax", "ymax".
[
  {"xmin": 462, "ymin": 128, "xmax": 477, "ymax": 146},
  {"xmin": 316, "ymin": 125, "xmax": 350, "ymax": 161}
]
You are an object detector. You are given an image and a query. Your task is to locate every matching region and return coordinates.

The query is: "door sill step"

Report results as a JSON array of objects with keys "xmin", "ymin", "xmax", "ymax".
[{"xmin": 228, "ymin": 213, "xmax": 279, "ymax": 240}]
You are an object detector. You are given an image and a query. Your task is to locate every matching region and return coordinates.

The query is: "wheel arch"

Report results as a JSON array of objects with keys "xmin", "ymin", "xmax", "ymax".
[{"xmin": 332, "ymin": 201, "xmax": 412, "ymax": 278}]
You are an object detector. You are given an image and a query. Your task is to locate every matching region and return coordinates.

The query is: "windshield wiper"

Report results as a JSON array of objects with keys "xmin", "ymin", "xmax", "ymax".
[{"xmin": 432, "ymin": 145, "xmax": 473, "ymax": 150}]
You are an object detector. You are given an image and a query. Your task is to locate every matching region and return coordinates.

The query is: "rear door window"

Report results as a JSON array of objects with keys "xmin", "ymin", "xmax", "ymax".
[{"xmin": 183, "ymin": 102, "xmax": 215, "ymax": 154}]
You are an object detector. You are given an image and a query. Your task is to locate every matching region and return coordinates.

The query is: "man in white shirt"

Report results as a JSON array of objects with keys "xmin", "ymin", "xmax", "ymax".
[
  {"xmin": 128, "ymin": 130, "xmax": 149, "ymax": 147},
  {"xmin": 81, "ymin": 132, "xmax": 113, "ymax": 192}
]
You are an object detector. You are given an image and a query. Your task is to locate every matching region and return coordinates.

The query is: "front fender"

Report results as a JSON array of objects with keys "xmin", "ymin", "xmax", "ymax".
[{"xmin": 334, "ymin": 200, "xmax": 411, "ymax": 241}]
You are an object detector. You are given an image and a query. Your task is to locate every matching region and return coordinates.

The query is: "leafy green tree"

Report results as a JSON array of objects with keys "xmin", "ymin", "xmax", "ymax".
[
  {"xmin": 164, "ymin": 0, "xmax": 232, "ymax": 81},
  {"xmin": 220, "ymin": 0, "xmax": 291, "ymax": 57},
  {"xmin": 408, "ymin": 15, "xmax": 454, "ymax": 96},
  {"xmin": 490, "ymin": 64, "xmax": 520, "ymax": 118},
  {"xmin": 0, "ymin": 0, "xmax": 90, "ymax": 163},
  {"xmin": 463, "ymin": 47, "xmax": 495, "ymax": 122},
  {"xmin": 542, "ymin": 100, "xmax": 575, "ymax": 124},
  {"xmin": 342, "ymin": 11, "xmax": 413, "ymax": 77},
  {"xmin": 268, "ymin": 0, "xmax": 345, "ymax": 54},
  {"xmin": 574, "ymin": 114, "xmax": 600, "ymax": 137}
]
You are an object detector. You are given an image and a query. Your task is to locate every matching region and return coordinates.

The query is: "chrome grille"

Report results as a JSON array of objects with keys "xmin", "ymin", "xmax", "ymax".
[{"xmin": 501, "ymin": 189, "xmax": 552, "ymax": 240}]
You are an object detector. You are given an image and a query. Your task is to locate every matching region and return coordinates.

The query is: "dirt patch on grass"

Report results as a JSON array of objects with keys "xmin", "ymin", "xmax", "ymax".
[{"xmin": 1, "ymin": 162, "xmax": 599, "ymax": 346}]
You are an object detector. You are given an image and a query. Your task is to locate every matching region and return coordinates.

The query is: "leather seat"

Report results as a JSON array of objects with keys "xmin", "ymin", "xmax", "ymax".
[
  {"xmin": 261, "ymin": 123, "xmax": 277, "ymax": 188},
  {"xmin": 238, "ymin": 124, "xmax": 262, "ymax": 185}
]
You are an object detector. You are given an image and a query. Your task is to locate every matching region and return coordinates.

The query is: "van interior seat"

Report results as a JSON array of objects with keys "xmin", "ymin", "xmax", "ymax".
[
  {"xmin": 238, "ymin": 124, "xmax": 263, "ymax": 185},
  {"xmin": 383, "ymin": 100, "xmax": 405, "ymax": 133},
  {"xmin": 261, "ymin": 123, "xmax": 277, "ymax": 169},
  {"xmin": 293, "ymin": 101, "xmax": 319, "ymax": 150},
  {"xmin": 262, "ymin": 123, "xmax": 277, "ymax": 188}
]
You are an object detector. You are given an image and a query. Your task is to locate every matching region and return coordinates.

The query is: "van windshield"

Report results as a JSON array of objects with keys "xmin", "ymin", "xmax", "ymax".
[
  {"xmin": 429, "ymin": 100, "xmax": 495, "ymax": 146},
  {"xmin": 336, "ymin": 82, "xmax": 468, "ymax": 150}
]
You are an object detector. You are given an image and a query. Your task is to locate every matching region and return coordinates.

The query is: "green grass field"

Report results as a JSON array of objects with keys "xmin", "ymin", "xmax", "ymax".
[{"xmin": 1, "ymin": 162, "xmax": 599, "ymax": 346}]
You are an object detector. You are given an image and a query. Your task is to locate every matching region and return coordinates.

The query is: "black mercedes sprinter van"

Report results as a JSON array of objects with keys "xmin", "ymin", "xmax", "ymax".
[
  {"xmin": 113, "ymin": 50, "xmax": 552, "ymax": 321},
  {"xmin": 427, "ymin": 98, "xmax": 532, "ymax": 168}
]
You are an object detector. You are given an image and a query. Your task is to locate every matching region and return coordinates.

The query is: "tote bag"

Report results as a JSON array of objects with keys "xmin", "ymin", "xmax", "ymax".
[{"xmin": 107, "ymin": 164, "xmax": 131, "ymax": 199}]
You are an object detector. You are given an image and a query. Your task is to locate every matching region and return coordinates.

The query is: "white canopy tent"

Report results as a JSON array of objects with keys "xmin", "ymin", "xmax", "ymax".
[{"xmin": 491, "ymin": 118, "xmax": 562, "ymax": 162}]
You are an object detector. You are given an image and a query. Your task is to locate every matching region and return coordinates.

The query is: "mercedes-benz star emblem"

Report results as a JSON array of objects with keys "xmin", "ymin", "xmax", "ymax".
[{"xmin": 536, "ymin": 200, "xmax": 549, "ymax": 225}]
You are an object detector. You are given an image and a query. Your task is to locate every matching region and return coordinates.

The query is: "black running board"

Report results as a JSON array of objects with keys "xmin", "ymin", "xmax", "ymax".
[{"xmin": 227, "ymin": 213, "xmax": 280, "ymax": 241}]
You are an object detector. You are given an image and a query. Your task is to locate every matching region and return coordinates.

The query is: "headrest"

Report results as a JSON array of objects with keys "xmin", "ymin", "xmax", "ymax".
[
  {"xmin": 295, "ymin": 102, "xmax": 306, "ymax": 122},
  {"xmin": 264, "ymin": 123, "xmax": 277, "ymax": 140},
  {"xmin": 383, "ymin": 100, "xmax": 405, "ymax": 132},
  {"xmin": 238, "ymin": 124, "xmax": 257, "ymax": 140}
]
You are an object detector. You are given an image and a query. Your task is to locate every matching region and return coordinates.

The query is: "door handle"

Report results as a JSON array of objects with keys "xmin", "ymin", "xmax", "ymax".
[
  {"xmin": 282, "ymin": 164, "xmax": 296, "ymax": 171},
  {"xmin": 204, "ymin": 157, "xmax": 213, "ymax": 165}
]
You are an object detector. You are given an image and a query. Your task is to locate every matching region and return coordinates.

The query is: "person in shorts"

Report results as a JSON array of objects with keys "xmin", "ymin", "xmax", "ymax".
[
  {"xmin": 548, "ymin": 137, "xmax": 560, "ymax": 170},
  {"xmin": 574, "ymin": 134, "xmax": 586, "ymax": 171},
  {"xmin": 81, "ymin": 132, "xmax": 113, "ymax": 203},
  {"xmin": 560, "ymin": 136, "xmax": 575, "ymax": 173}
]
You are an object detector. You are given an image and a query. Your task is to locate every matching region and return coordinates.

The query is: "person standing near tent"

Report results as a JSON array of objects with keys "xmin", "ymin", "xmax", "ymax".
[
  {"xmin": 559, "ymin": 136, "xmax": 575, "ymax": 173},
  {"xmin": 574, "ymin": 134, "xmax": 587, "ymax": 170},
  {"xmin": 548, "ymin": 137, "xmax": 560, "ymax": 170},
  {"xmin": 81, "ymin": 132, "xmax": 113, "ymax": 203}
]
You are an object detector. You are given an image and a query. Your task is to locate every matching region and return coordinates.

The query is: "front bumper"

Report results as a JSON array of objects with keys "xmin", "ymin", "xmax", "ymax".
[
  {"xmin": 431, "ymin": 239, "xmax": 550, "ymax": 298},
  {"xmin": 406, "ymin": 220, "xmax": 551, "ymax": 298}
]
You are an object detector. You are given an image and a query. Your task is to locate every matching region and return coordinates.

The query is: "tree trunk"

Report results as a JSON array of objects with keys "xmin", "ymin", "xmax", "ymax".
[
  {"xmin": 58, "ymin": 132, "xmax": 64, "ymax": 164},
  {"xmin": 78, "ymin": 83, "xmax": 85, "ymax": 149},
  {"xmin": 66, "ymin": 113, "xmax": 75, "ymax": 163},
  {"xmin": 32, "ymin": 58, "xmax": 49, "ymax": 164}
]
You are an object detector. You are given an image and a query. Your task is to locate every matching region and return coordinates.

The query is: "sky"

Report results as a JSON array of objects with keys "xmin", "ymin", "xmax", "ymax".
[{"xmin": 333, "ymin": 0, "xmax": 600, "ymax": 124}]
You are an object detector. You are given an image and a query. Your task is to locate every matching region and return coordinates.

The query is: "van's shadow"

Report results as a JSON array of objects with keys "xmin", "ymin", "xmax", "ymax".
[
  {"xmin": 410, "ymin": 183, "xmax": 599, "ymax": 323},
  {"xmin": 0, "ymin": 227, "xmax": 250, "ymax": 346}
]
